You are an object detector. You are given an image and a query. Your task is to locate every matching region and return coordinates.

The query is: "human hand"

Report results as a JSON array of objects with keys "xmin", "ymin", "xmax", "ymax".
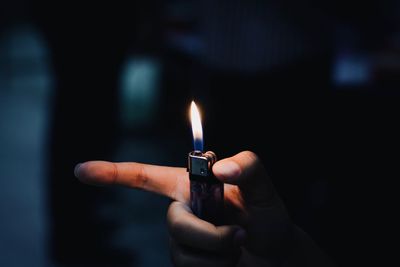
[
  {"xmin": 75, "ymin": 151, "xmax": 331, "ymax": 266},
  {"xmin": 166, "ymin": 151, "xmax": 293, "ymax": 267}
]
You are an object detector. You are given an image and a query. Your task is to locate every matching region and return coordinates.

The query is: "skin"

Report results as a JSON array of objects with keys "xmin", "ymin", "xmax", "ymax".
[{"xmin": 75, "ymin": 151, "xmax": 335, "ymax": 267}]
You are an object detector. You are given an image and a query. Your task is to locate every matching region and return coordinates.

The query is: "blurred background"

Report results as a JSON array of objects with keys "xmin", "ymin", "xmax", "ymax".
[{"xmin": 0, "ymin": 0, "xmax": 399, "ymax": 266}]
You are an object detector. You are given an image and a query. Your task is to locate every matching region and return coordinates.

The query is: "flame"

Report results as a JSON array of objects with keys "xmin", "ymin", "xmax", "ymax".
[{"xmin": 190, "ymin": 101, "xmax": 203, "ymax": 151}]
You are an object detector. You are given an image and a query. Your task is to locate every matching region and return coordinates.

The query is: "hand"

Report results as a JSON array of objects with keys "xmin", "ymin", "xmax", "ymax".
[
  {"xmin": 165, "ymin": 151, "xmax": 293, "ymax": 267},
  {"xmin": 75, "ymin": 151, "xmax": 333, "ymax": 266}
]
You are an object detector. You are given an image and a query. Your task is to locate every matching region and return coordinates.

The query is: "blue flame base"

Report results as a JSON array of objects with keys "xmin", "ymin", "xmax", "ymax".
[{"xmin": 193, "ymin": 139, "xmax": 203, "ymax": 152}]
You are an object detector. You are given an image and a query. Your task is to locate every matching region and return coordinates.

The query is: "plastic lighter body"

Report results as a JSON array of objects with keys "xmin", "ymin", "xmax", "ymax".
[{"xmin": 187, "ymin": 151, "xmax": 223, "ymax": 225}]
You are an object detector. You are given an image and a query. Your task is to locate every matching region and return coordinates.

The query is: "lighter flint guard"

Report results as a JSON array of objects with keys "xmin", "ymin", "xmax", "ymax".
[{"xmin": 187, "ymin": 151, "xmax": 223, "ymax": 225}]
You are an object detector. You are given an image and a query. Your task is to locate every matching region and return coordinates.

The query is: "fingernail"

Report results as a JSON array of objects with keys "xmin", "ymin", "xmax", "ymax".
[
  {"xmin": 214, "ymin": 161, "xmax": 241, "ymax": 179},
  {"xmin": 234, "ymin": 229, "xmax": 247, "ymax": 246},
  {"xmin": 74, "ymin": 163, "xmax": 82, "ymax": 177}
]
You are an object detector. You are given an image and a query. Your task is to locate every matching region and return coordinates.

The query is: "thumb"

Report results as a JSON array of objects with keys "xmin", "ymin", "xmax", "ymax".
[
  {"xmin": 212, "ymin": 151, "xmax": 276, "ymax": 207},
  {"xmin": 213, "ymin": 151, "xmax": 291, "ymax": 258}
]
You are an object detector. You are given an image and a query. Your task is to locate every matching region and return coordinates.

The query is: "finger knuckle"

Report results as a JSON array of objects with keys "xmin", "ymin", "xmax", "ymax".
[
  {"xmin": 134, "ymin": 163, "xmax": 148, "ymax": 188},
  {"xmin": 111, "ymin": 163, "xmax": 119, "ymax": 184},
  {"xmin": 166, "ymin": 202, "xmax": 184, "ymax": 237},
  {"xmin": 242, "ymin": 150, "xmax": 259, "ymax": 163}
]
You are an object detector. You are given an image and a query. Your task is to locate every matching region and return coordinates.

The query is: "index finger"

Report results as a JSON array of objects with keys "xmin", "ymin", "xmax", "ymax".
[{"xmin": 74, "ymin": 161, "xmax": 189, "ymax": 203}]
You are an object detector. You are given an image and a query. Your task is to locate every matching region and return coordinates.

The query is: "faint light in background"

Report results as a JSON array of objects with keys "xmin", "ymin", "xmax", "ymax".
[
  {"xmin": 166, "ymin": 32, "xmax": 203, "ymax": 56},
  {"xmin": 0, "ymin": 25, "xmax": 54, "ymax": 96},
  {"xmin": 332, "ymin": 53, "xmax": 372, "ymax": 86},
  {"xmin": 0, "ymin": 24, "xmax": 53, "ymax": 267},
  {"xmin": 119, "ymin": 56, "xmax": 161, "ymax": 130},
  {"xmin": 332, "ymin": 25, "xmax": 372, "ymax": 88}
]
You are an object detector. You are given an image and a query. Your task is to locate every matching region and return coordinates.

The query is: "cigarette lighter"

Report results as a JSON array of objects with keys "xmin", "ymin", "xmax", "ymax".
[
  {"xmin": 188, "ymin": 101, "xmax": 223, "ymax": 224},
  {"xmin": 187, "ymin": 150, "xmax": 223, "ymax": 225}
]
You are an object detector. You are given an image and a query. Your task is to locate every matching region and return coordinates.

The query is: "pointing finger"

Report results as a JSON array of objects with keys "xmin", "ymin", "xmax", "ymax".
[{"xmin": 74, "ymin": 161, "xmax": 189, "ymax": 203}]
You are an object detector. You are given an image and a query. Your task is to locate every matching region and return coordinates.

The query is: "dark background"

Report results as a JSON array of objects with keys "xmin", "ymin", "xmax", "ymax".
[{"xmin": 0, "ymin": 0, "xmax": 399, "ymax": 266}]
